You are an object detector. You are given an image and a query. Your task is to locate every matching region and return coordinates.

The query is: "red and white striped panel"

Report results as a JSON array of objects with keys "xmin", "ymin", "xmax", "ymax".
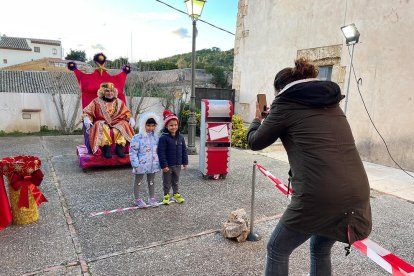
[{"xmin": 255, "ymin": 163, "xmax": 414, "ymax": 275}]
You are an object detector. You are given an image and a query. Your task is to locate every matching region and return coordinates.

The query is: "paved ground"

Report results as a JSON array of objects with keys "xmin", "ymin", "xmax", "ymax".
[{"xmin": 0, "ymin": 135, "xmax": 413, "ymax": 276}]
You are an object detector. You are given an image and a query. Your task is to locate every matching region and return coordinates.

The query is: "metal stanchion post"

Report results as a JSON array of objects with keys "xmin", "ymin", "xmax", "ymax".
[{"xmin": 247, "ymin": 161, "xmax": 261, "ymax": 241}]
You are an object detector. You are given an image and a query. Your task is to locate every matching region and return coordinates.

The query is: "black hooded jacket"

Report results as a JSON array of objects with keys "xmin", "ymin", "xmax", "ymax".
[{"xmin": 247, "ymin": 79, "xmax": 372, "ymax": 245}]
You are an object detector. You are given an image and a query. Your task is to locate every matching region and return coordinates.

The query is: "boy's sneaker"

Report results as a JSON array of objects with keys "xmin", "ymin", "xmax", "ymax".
[
  {"xmin": 173, "ymin": 193, "xmax": 185, "ymax": 203},
  {"xmin": 134, "ymin": 198, "xmax": 147, "ymax": 208},
  {"xmin": 162, "ymin": 194, "xmax": 170, "ymax": 205},
  {"xmin": 148, "ymin": 197, "xmax": 159, "ymax": 207}
]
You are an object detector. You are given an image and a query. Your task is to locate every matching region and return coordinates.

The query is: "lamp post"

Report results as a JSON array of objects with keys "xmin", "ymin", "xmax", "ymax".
[
  {"xmin": 341, "ymin": 23, "xmax": 360, "ymax": 115},
  {"xmin": 185, "ymin": 0, "xmax": 206, "ymax": 155}
]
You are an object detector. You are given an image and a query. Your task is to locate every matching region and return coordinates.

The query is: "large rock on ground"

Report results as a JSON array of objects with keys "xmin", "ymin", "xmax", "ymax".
[{"xmin": 221, "ymin": 208, "xmax": 250, "ymax": 242}]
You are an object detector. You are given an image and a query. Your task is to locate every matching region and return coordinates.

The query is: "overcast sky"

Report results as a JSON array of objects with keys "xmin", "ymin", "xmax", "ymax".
[{"xmin": 1, "ymin": 0, "xmax": 238, "ymax": 61}]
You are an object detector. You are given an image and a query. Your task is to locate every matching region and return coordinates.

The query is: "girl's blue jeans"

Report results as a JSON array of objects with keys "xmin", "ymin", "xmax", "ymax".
[{"xmin": 265, "ymin": 222, "xmax": 336, "ymax": 276}]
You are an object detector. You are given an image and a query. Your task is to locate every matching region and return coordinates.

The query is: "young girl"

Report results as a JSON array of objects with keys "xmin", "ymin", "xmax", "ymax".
[
  {"xmin": 157, "ymin": 110, "xmax": 188, "ymax": 205},
  {"xmin": 129, "ymin": 112, "xmax": 162, "ymax": 208}
]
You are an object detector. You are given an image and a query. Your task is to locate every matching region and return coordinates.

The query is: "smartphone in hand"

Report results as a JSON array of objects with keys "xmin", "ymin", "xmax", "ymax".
[{"xmin": 257, "ymin": 93, "xmax": 268, "ymax": 117}]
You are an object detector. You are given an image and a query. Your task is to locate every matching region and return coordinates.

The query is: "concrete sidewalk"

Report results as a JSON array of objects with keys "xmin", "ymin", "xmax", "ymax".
[
  {"xmin": 0, "ymin": 135, "xmax": 413, "ymax": 276},
  {"xmin": 248, "ymin": 143, "xmax": 414, "ymax": 203}
]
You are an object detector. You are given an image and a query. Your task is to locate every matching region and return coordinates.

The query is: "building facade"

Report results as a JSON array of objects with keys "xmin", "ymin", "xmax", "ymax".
[
  {"xmin": 233, "ymin": 0, "xmax": 414, "ymax": 170},
  {"xmin": 0, "ymin": 36, "xmax": 62, "ymax": 68}
]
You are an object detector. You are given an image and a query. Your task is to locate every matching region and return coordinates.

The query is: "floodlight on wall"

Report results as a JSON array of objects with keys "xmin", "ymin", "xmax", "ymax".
[
  {"xmin": 341, "ymin": 23, "xmax": 360, "ymax": 114},
  {"xmin": 341, "ymin": 23, "xmax": 360, "ymax": 45}
]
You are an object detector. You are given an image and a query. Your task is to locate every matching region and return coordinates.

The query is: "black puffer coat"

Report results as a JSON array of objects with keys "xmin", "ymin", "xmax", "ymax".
[
  {"xmin": 157, "ymin": 129, "xmax": 188, "ymax": 169},
  {"xmin": 247, "ymin": 79, "xmax": 372, "ymax": 245}
]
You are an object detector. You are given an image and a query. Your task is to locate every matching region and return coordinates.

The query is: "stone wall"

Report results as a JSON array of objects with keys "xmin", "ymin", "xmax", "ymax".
[{"xmin": 233, "ymin": 0, "xmax": 414, "ymax": 170}]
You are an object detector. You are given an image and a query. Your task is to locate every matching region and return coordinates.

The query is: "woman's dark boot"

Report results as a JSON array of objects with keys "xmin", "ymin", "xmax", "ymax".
[
  {"xmin": 102, "ymin": 145, "xmax": 112, "ymax": 159},
  {"xmin": 115, "ymin": 144, "xmax": 125, "ymax": 157}
]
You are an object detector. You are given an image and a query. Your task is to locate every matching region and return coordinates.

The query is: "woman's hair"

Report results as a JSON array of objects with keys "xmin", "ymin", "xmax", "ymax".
[
  {"xmin": 273, "ymin": 58, "xmax": 319, "ymax": 92},
  {"xmin": 146, "ymin": 118, "xmax": 157, "ymax": 125}
]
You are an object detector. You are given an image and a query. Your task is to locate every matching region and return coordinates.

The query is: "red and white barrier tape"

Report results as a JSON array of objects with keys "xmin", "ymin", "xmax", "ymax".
[
  {"xmin": 256, "ymin": 164, "xmax": 292, "ymax": 198},
  {"xmin": 255, "ymin": 164, "xmax": 414, "ymax": 276},
  {"xmin": 90, "ymin": 201, "xmax": 176, "ymax": 217},
  {"xmin": 90, "ymin": 206, "xmax": 140, "ymax": 217}
]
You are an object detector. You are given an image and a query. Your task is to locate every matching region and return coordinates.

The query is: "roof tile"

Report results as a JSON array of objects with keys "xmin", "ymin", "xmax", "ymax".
[
  {"xmin": 0, "ymin": 71, "xmax": 80, "ymax": 94},
  {"xmin": 0, "ymin": 36, "xmax": 31, "ymax": 51}
]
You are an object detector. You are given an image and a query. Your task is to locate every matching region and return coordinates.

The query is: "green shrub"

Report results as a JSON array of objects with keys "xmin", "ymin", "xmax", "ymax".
[
  {"xmin": 231, "ymin": 114, "xmax": 248, "ymax": 149},
  {"xmin": 179, "ymin": 108, "xmax": 201, "ymax": 136},
  {"xmin": 40, "ymin": 125, "xmax": 49, "ymax": 132}
]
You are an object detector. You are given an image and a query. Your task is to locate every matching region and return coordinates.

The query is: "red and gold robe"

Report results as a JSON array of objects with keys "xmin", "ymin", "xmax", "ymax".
[{"xmin": 83, "ymin": 98, "xmax": 135, "ymax": 154}]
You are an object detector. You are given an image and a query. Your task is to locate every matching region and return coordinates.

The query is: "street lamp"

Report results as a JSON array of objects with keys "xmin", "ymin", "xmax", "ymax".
[
  {"xmin": 185, "ymin": 0, "xmax": 206, "ymax": 155},
  {"xmin": 341, "ymin": 23, "xmax": 360, "ymax": 115}
]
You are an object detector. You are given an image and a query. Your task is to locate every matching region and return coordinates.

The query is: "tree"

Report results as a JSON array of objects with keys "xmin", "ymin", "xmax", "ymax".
[
  {"xmin": 49, "ymin": 72, "xmax": 82, "ymax": 133},
  {"xmin": 65, "ymin": 50, "xmax": 86, "ymax": 62},
  {"xmin": 107, "ymin": 57, "xmax": 129, "ymax": 69},
  {"xmin": 176, "ymin": 57, "xmax": 188, "ymax": 69},
  {"xmin": 205, "ymin": 65, "xmax": 229, "ymax": 88},
  {"xmin": 124, "ymin": 73, "xmax": 161, "ymax": 122}
]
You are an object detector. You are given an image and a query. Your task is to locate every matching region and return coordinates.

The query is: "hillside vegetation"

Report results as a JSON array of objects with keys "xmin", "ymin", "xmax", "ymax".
[
  {"xmin": 137, "ymin": 47, "xmax": 234, "ymax": 72},
  {"xmin": 104, "ymin": 47, "xmax": 234, "ymax": 88}
]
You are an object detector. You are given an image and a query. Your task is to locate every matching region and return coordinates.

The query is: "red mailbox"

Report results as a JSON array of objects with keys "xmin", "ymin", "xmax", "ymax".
[{"xmin": 199, "ymin": 100, "xmax": 233, "ymax": 179}]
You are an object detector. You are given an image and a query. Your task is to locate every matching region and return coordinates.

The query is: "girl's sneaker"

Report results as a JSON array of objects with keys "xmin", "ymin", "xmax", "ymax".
[
  {"xmin": 173, "ymin": 193, "xmax": 185, "ymax": 203},
  {"xmin": 134, "ymin": 198, "xmax": 147, "ymax": 208},
  {"xmin": 148, "ymin": 197, "xmax": 159, "ymax": 207}
]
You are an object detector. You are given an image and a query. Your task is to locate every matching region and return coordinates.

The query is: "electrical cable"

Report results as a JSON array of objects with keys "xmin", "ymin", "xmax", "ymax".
[
  {"xmin": 347, "ymin": 46, "xmax": 414, "ymax": 179},
  {"xmin": 154, "ymin": 0, "xmax": 235, "ymax": 36}
]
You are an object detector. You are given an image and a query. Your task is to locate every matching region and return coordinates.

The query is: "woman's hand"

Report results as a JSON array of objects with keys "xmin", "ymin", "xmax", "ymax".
[
  {"xmin": 255, "ymin": 102, "xmax": 269, "ymax": 121},
  {"xmin": 162, "ymin": 167, "xmax": 170, "ymax": 173}
]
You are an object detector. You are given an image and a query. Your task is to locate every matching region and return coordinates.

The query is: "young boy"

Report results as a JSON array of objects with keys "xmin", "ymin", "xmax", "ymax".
[{"xmin": 157, "ymin": 110, "xmax": 188, "ymax": 204}]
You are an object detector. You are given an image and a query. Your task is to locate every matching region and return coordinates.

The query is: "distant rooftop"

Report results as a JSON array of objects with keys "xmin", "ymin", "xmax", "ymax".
[
  {"xmin": 29, "ymin": 38, "xmax": 61, "ymax": 46},
  {"xmin": 0, "ymin": 35, "xmax": 61, "ymax": 51},
  {"xmin": 0, "ymin": 36, "xmax": 31, "ymax": 51},
  {"xmin": 0, "ymin": 71, "xmax": 80, "ymax": 94}
]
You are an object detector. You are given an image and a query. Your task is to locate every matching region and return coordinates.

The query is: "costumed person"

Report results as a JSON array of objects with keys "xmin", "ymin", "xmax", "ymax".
[
  {"xmin": 129, "ymin": 112, "xmax": 162, "ymax": 208},
  {"xmin": 247, "ymin": 58, "xmax": 372, "ymax": 276},
  {"xmin": 157, "ymin": 110, "xmax": 188, "ymax": 205},
  {"xmin": 67, "ymin": 52, "xmax": 132, "ymax": 157},
  {"xmin": 67, "ymin": 52, "xmax": 131, "ymax": 109},
  {"xmin": 82, "ymin": 82, "xmax": 135, "ymax": 158}
]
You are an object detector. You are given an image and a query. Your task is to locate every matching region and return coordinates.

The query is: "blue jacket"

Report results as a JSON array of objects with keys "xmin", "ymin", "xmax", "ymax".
[
  {"xmin": 157, "ymin": 130, "xmax": 188, "ymax": 169},
  {"xmin": 129, "ymin": 132, "xmax": 160, "ymax": 174}
]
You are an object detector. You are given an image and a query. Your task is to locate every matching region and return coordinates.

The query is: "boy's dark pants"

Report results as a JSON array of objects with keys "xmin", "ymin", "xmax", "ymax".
[{"xmin": 162, "ymin": 166, "xmax": 181, "ymax": 195}]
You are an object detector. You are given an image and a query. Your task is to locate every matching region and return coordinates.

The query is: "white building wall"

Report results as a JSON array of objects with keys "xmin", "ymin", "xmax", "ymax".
[
  {"xmin": 234, "ymin": 0, "xmax": 414, "ymax": 170},
  {"xmin": 0, "ymin": 39, "xmax": 62, "ymax": 68},
  {"xmin": 1, "ymin": 49, "xmax": 33, "ymax": 68},
  {"xmin": 29, "ymin": 42, "xmax": 62, "ymax": 60},
  {"xmin": 0, "ymin": 93, "xmax": 165, "ymax": 133}
]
